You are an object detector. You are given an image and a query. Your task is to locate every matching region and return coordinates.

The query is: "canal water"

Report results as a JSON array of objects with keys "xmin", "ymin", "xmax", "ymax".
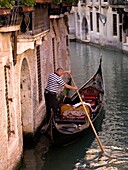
[{"xmin": 20, "ymin": 42, "xmax": 128, "ymax": 170}]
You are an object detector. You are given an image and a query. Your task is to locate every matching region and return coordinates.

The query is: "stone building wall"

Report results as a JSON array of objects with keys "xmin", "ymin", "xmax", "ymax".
[
  {"xmin": 69, "ymin": 3, "xmax": 128, "ymax": 52},
  {"xmin": 0, "ymin": 44, "xmax": 8, "ymax": 169},
  {"xmin": 0, "ymin": 32, "xmax": 22, "ymax": 170},
  {"xmin": 0, "ymin": 14, "xmax": 70, "ymax": 170}
]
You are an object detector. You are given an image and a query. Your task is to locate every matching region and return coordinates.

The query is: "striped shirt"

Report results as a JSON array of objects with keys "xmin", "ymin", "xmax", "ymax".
[{"xmin": 45, "ymin": 73, "xmax": 65, "ymax": 93}]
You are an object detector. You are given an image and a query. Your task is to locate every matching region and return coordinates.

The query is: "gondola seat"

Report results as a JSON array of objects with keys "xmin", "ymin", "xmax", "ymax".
[
  {"xmin": 54, "ymin": 103, "xmax": 91, "ymax": 124},
  {"xmin": 59, "ymin": 103, "xmax": 91, "ymax": 120},
  {"xmin": 80, "ymin": 86, "xmax": 100, "ymax": 108}
]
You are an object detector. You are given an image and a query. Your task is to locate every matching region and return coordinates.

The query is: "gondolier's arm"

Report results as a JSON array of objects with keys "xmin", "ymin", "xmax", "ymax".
[{"xmin": 64, "ymin": 84, "xmax": 78, "ymax": 91}]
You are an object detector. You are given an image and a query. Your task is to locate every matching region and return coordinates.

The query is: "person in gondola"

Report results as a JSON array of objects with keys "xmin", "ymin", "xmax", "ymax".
[{"xmin": 44, "ymin": 67, "xmax": 78, "ymax": 120}]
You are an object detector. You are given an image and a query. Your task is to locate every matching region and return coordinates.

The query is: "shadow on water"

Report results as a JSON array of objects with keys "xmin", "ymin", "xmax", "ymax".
[{"xmin": 42, "ymin": 110, "xmax": 105, "ymax": 170}]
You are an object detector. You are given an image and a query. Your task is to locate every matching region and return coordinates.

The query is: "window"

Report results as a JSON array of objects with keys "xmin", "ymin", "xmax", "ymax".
[
  {"xmin": 113, "ymin": 14, "xmax": 117, "ymax": 36},
  {"xmin": 52, "ymin": 38, "xmax": 56, "ymax": 72},
  {"xmin": 37, "ymin": 45, "xmax": 42, "ymax": 103},
  {"xmin": 80, "ymin": 0, "xmax": 86, "ymax": 3},
  {"xmin": 119, "ymin": 25, "xmax": 122, "ymax": 42},
  {"xmin": 77, "ymin": 13, "xmax": 80, "ymax": 20},
  {"xmin": 90, "ymin": 12, "xmax": 93, "ymax": 31},
  {"xmin": 66, "ymin": 35, "xmax": 69, "ymax": 46},
  {"xmin": 96, "ymin": 13, "xmax": 99, "ymax": 32},
  {"xmin": 119, "ymin": 14, "xmax": 122, "ymax": 23}
]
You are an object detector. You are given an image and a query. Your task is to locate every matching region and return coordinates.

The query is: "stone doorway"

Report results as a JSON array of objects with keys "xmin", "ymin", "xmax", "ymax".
[
  {"xmin": 20, "ymin": 58, "xmax": 33, "ymax": 144},
  {"xmin": 82, "ymin": 17, "xmax": 88, "ymax": 40}
]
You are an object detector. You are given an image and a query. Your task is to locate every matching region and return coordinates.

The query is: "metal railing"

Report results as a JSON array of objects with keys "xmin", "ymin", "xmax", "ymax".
[{"xmin": 0, "ymin": 6, "xmax": 22, "ymax": 27}]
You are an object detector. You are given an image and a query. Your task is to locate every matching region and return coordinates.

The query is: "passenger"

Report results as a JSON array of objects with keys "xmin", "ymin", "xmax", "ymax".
[{"xmin": 44, "ymin": 68, "xmax": 78, "ymax": 120}]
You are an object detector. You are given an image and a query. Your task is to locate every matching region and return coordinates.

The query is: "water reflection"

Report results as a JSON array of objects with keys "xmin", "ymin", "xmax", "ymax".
[{"xmin": 74, "ymin": 146, "xmax": 128, "ymax": 170}]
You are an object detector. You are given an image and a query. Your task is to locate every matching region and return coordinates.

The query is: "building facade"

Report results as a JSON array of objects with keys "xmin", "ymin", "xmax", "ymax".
[
  {"xmin": 0, "ymin": 2, "xmax": 71, "ymax": 170},
  {"xmin": 69, "ymin": 0, "xmax": 128, "ymax": 52}
]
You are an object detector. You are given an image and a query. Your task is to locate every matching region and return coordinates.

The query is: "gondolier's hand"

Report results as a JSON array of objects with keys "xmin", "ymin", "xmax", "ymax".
[
  {"xmin": 64, "ymin": 72, "xmax": 78, "ymax": 91},
  {"xmin": 74, "ymin": 86, "xmax": 78, "ymax": 91},
  {"xmin": 64, "ymin": 70, "xmax": 71, "ymax": 74}
]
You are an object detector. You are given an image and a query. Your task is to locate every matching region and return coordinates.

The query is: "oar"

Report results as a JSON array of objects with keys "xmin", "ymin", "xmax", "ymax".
[{"xmin": 70, "ymin": 74, "xmax": 105, "ymax": 154}]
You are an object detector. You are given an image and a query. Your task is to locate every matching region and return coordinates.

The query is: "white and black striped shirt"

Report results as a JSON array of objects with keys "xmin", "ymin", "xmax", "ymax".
[{"xmin": 45, "ymin": 73, "xmax": 65, "ymax": 93}]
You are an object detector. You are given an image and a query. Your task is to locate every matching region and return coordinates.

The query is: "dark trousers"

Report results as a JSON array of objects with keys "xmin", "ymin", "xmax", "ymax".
[{"xmin": 44, "ymin": 90, "xmax": 59, "ymax": 120}]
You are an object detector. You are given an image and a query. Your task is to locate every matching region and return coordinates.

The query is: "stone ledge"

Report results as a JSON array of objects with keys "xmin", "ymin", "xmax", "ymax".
[
  {"xmin": 49, "ymin": 14, "xmax": 64, "ymax": 19},
  {"xmin": 0, "ymin": 25, "xmax": 20, "ymax": 32}
]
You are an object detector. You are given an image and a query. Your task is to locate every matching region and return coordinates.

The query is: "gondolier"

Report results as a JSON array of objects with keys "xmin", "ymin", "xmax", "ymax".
[
  {"xmin": 47, "ymin": 58, "xmax": 104, "ymax": 146},
  {"xmin": 44, "ymin": 68, "xmax": 78, "ymax": 120}
]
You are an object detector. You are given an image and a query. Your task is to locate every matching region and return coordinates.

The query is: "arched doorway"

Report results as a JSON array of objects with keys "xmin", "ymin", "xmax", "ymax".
[
  {"xmin": 82, "ymin": 17, "xmax": 88, "ymax": 40},
  {"xmin": 20, "ymin": 58, "xmax": 33, "ymax": 141},
  {"xmin": 77, "ymin": 12, "xmax": 80, "ymax": 38}
]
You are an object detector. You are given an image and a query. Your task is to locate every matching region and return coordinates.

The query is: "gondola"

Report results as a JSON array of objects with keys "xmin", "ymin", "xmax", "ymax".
[{"xmin": 43, "ymin": 58, "xmax": 104, "ymax": 146}]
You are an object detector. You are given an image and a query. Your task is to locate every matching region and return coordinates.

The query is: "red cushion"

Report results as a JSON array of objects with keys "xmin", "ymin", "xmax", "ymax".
[{"xmin": 85, "ymin": 95, "xmax": 98, "ymax": 100}]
